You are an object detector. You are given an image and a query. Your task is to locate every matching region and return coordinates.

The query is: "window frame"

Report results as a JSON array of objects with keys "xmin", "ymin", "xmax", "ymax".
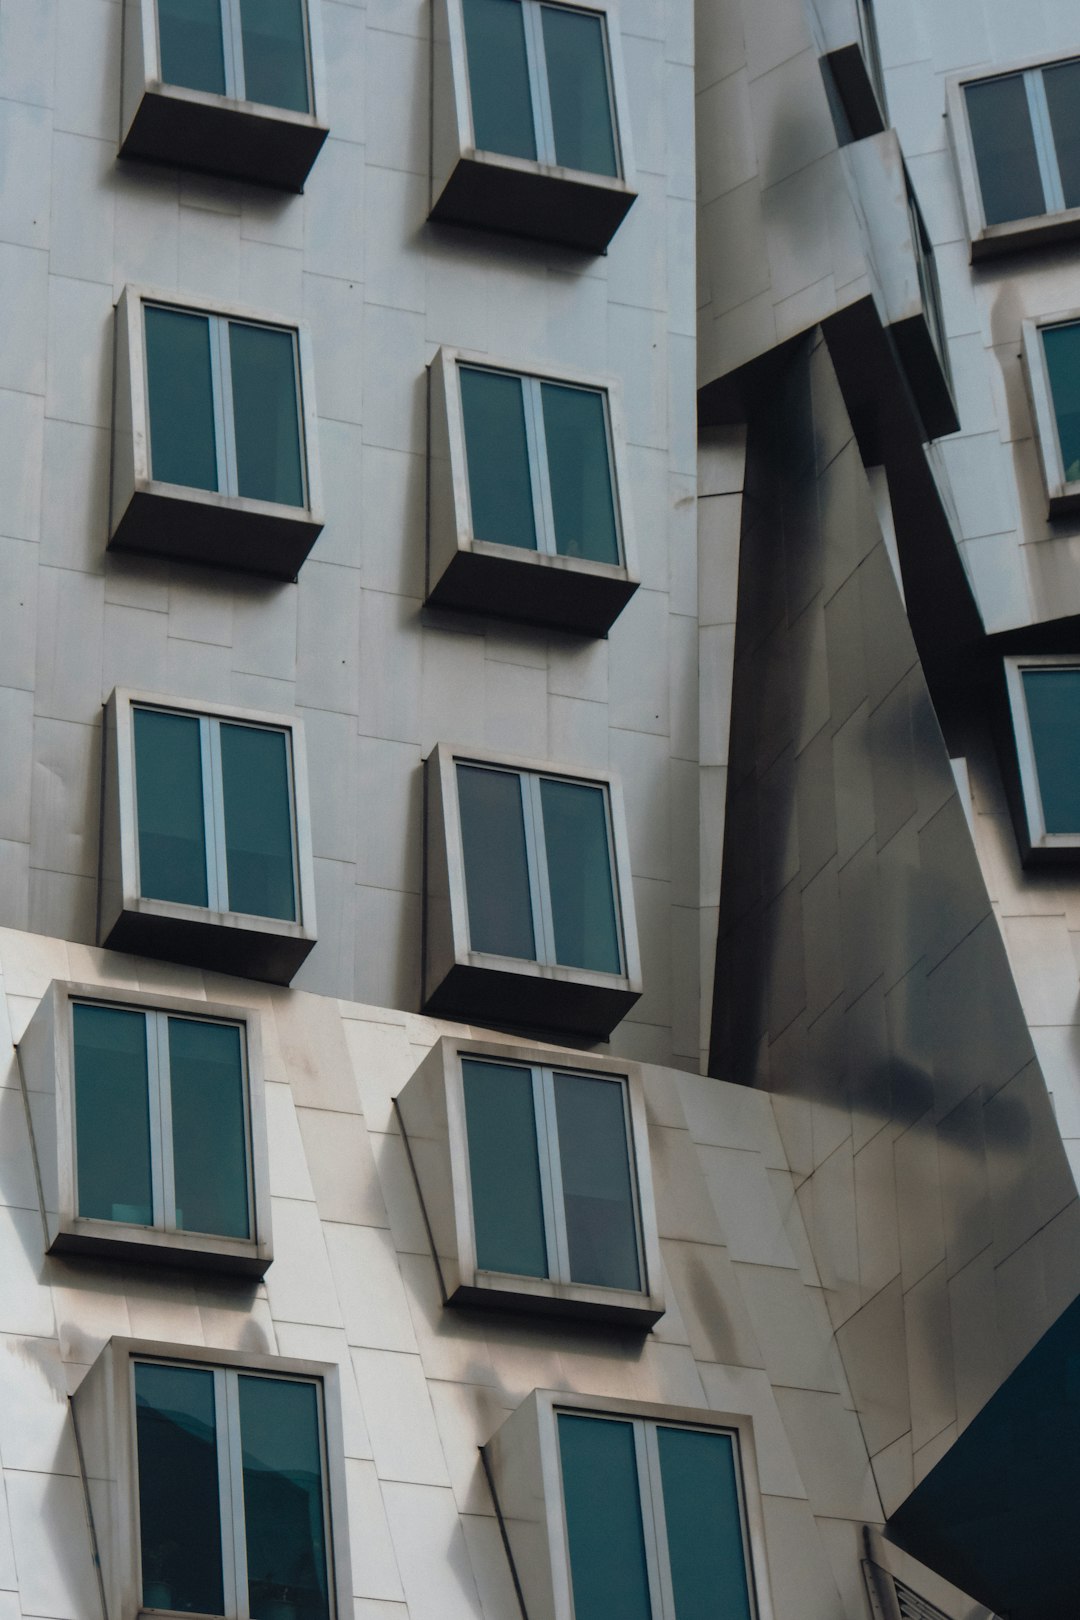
[
  {"xmin": 98, "ymin": 688, "xmax": 318, "ymax": 984},
  {"xmin": 109, "ymin": 285, "xmax": 324, "ymax": 581},
  {"xmin": 395, "ymin": 1035, "xmax": 664, "ymax": 1324},
  {"xmin": 482, "ymin": 1391, "xmax": 775, "ymax": 1620},
  {"xmin": 946, "ymin": 51, "xmax": 1080, "ymax": 258},
  {"xmin": 1021, "ymin": 313, "xmax": 1080, "ymax": 516},
  {"xmin": 16, "ymin": 980, "xmax": 272, "ymax": 1275},
  {"xmin": 71, "ymin": 1337, "xmax": 352, "ymax": 1620},
  {"xmin": 152, "ymin": 0, "xmax": 318, "ymax": 112},
  {"xmin": 1004, "ymin": 654, "xmax": 1080, "ymax": 859}
]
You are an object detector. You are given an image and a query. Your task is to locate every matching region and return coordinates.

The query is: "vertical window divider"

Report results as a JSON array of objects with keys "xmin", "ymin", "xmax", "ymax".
[
  {"xmin": 220, "ymin": 0, "xmax": 245, "ymax": 100},
  {"xmin": 222, "ymin": 1370, "xmax": 250, "ymax": 1620},
  {"xmin": 206, "ymin": 312, "xmax": 233, "ymax": 497},
  {"xmin": 218, "ymin": 320, "xmax": 241, "ymax": 498},
  {"xmin": 635, "ymin": 1420, "xmax": 670, "ymax": 1620},
  {"xmin": 210, "ymin": 1366, "xmax": 242, "ymax": 1620},
  {"xmin": 152, "ymin": 1014, "xmax": 176, "ymax": 1231},
  {"xmin": 524, "ymin": 773, "xmax": 559, "ymax": 962},
  {"xmin": 204, "ymin": 717, "xmax": 231, "ymax": 912},
  {"xmin": 537, "ymin": 1067, "xmax": 570, "ymax": 1282},
  {"xmin": 525, "ymin": 377, "xmax": 558, "ymax": 555},
  {"xmin": 599, "ymin": 784, "xmax": 627, "ymax": 976},
  {"xmin": 522, "ymin": 1, "xmax": 556, "ymax": 162},
  {"xmin": 1025, "ymin": 71, "xmax": 1065, "ymax": 213}
]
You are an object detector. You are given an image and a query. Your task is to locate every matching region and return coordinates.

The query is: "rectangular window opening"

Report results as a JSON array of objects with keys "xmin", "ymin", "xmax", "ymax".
[
  {"xmin": 156, "ymin": 0, "xmax": 312, "ymax": 112},
  {"xmin": 963, "ymin": 58, "xmax": 1080, "ymax": 228}
]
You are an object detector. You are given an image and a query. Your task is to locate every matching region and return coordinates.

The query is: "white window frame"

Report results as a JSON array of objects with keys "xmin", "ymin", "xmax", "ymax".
[
  {"xmin": 1021, "ymin": 313, "xmax": 1080, "ymax": 515},
  {"xmin": 132, "ymin": 1358, "xmax": 334, "ymax": 1620},
  {"xmin": 131, "ymin": 702, "xmax": 302, "ymax": 922},
  {"xmin": 71, "ymin": 999, "xmax": 255, "ymax": 1239},
  {"xmin": 153, "ymin": 0, "xmax": 316, "ymax": 111},
  {"xmin": 947, "ymin": 52, "xmax": 1080, "ymax": 257},
  {"xmin": 1004, "ymin": 654, "xmax": 1080, "ymax": 856}
]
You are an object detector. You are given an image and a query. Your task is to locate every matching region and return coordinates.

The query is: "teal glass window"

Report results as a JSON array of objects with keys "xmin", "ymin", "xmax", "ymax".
[
  {"xmin": 144, "ymin": 302, "xmax": 307, "ymax": 510},
  {"xmin": 72, "ymin": 1001, "xmax": 253, "ymax": 1240},
  {"xmin": 455, "ymin": 760, "xmax": 624, "ymax": 975},
  {"xmin": 964, "ymin": 58, "xmax": 1080, "ymax": 228},
  {"xmin": 1021, "ymin": 668, "xmax": 1080, "ymax": 835},
  {"xmin": 156, "ymin": 0, "xmax": 312, "ymax": 113},
  {"xmin": 461, "ymin": 1056, "xmax": 643, "ymax": 1291},
  {"xmin": 557, "ymin": 1412, "xmax": 757, "ymax": 1620},
  {"xmin": 460, "ymin": 0, "xmax": 621, "ymax": 177},
  {"xmin": 136, "ymin": 1361, "xmax": 331, "ymax": 1620},
  {"xmin": 459, "ymin": 365, "xmax": 622, "ymax": 565},
  {"xmin": 133, "ymin": 704, "xmax": 300, "ymax": 922},
  {"xmin": 1041, "ymin": 322, "xmax": 1080, "ymax": 486}
]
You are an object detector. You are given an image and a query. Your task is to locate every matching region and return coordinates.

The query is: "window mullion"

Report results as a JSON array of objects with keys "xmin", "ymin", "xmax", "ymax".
[
  {"xmin": 524, "ymin": 772, "xmax": 557, "ymax": 963},
  {"xmin": 640, "ymin": 1423, "xmax": 674, "ymax": 1620},
  {"xmin": 222, "ymin": 0, "xmax": 245, "ymax": 100},
  {"xmin": 223, "ymin": 1371, "xmax": 250, "ymax": 1620},
  {"xmin": 212, "ymin": 1368, "xmax": 243, "ymax": 1620},
  {"xmin": 537, "ymin": 1067, "xmax": 568, "ymax": 1282},
  {"xmin": 525, "ymin": 376, "xmax": 558, "ymax": 556},
  {"xmin": 523, "ymin": 0, "xmax": 556, "ymax": 162},
  {"xmin": 153, "ymin": 1014, "xmax": 177, "ymax": 1231},
  {"xmin": 204, "ymin": 717, "xmax": 230, "ymax": 911},
  {"xmin": 217, "ymin": 319, "xmax": 241, "ymax": 497},
  {"xmin": 1027, "ymin": 70, "xmax": 1066, "ymax": 213},
  {"xmin": 618, "ymin": 1079, "xmax": 647, "ymax": 1289}
]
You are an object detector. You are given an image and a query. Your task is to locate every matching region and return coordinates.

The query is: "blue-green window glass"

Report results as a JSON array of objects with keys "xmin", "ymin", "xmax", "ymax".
[
  {"xmin": 965, "ymin": 76, "xmax": 1045, "ymax": 225},
  {"xmin": 157, "ymin": 0, "xmax": 227, "ymax": 96},
  {"xmin": 1022, "ymin": 669, "xmax": 1080, "ymax": 834},
  {"xmin": 559, "ymin": 1414, "xmax": 652, "ymax": 1620},
  {"xmin": 462, "ymin": 0, "xmax": 536, "ymax": 159},
  {"xmin": 219, "ymin": 723, "xmax": 297, "ymax": 921},
  {"xmin": 1044, "ymin": 61, "xmax": 1080, "ymax": 212},
  {"xmin": 457, "ymin": 765, "xmax": 536, "ymax": 959},
  {"xmin": 462, "ymin": 1059, "xmax": 548, "ymax": 1277},
  {"xmin": 540, "ymin": 383, "xmax": 619, "ymax": 564},
  {"xmin": 229, "ymin": 323, "xmax": 305, "ymax": 508},
  {"xmin": 145, "ymin": 306, "xmax": 218, "ymax": 493},
  {"xmin": 554, "ymin": 1073, "xmax": 639, "ymax": 1290},
  {"xmin": 239, "ymin": 1376, "xmax": 330, "ymax": 1620},
  {"xmin": 1042, "ymin": 323, "xmax": 1080, "ymax": 485},
  {"xmin": 134, "ymin": 708, "xmax": 209, "ymax": 908},
  {"xmin": 539, "ymin": 778, "xmax": 620, "ymax": 972},
  {"xmin": 240, "ymin": 0, "xmax": 311, "ymax": 113},
  {"xmin": 540, "ymin": 7, "xmax": 617, "ymax": 176},
  {"xmin": 169, "ymin": 1018, "xmax": 250, "ymax": 1239},
  {"xmin": 460, "ymin": 368, "xmax": 537, "ymax": 551},
  {"xmin": 656, "ymin": 1427, "xmax": 754, "ymax": 1620},
  {"xmin": 136, "ymin": 1363, "xmax": 224, "ymax": 1617},
  {"xmin": 73, "ymin": 1004, "xmax": 153, "ymax": 1226}
]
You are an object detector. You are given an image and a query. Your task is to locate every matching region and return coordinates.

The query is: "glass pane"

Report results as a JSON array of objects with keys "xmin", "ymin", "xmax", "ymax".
[
  {"xmin": 134, "ymin": 708, "xmax": 209, "ymax": 908},
  {"xmin": 1044, "ymin": 61, "xmax": 1080, "ymax": 211},
  {"xmin": 539, "ymin": 778, "xmax": 620, "ymax": 972},
  {"xmin": 73, "ymin": 1004, "xmax": 153, "ymax": 1226},
  {"xmin": 558, "ymin": 1414, "xmax": 652, "ymax": 1620},
  {"xmin": 157, "ymin": 0, "xmax": 226, "ymax": 95},
  {"xmin": 553, "ymin": 1073, "xmax": 639, "ymax": 1290},
  {"xmin": 135, "ymin": 1362, "xmax": 224, "ymax": 1617},
  {"xmin": 462, "ymin": 1059, "xmax": 547, "ymax": 1276},
  {"xmin": 169, "ymin": 1018, "xmax": 250, "ymax": 1238},
  {"xmin": 462, "ymin": 0, "xmax": 536, "ymax": 160},
  {"xmin": 656, "ymin": 1427, "xmax": 753, "ymax": 1620},
  {"xmin": 965, "ymin": 76, "xmax": 1045, "ymax": 225},
  {"xmin": 460, "ymin": 368, "xmax": 537, "ymax": 551},
  {"xmin": 540, "ymin": 7, "xmax": 617, "ymax": 176},
  {"xmin": 1022, "ymin": 669, "xmax": 1080, "ymax": 834},
  {"xmin": 239, "ymin": 1376, "xmax": 330, "ymax": 1620},
  {"xmin": 145, "ymin": 306, "xmax": 219, "ymax": 493},
  {"xmin": 219, "ymin": 723, "xmax": 297, "ymax": 921},
  {"xmin": 229, "ymin": 322, "xmax": 305, "ymax": 508},
  {"xmin": 541, "ymin": 383, "xmax": 619, "ymax": 564},
  {"xmin": 240, "ymin": 0, "xmax": 310, "ymax": 112},
  {"xmin": 456, "ymin": 764, "xmax": 536, "ymax": 959},
  {"xmin": 1042, "ymin": 323, "xmax": 1080, "ymax": 485}
]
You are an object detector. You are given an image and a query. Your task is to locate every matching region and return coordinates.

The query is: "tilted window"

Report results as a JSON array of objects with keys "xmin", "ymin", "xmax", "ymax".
[
  {"xmin": 1004, "ymin": 657, "xmax": 1080, "ymax": 860},
  {"xmin": 1022, "ymin": 315, "xmax": 1080, "ymax": 514},
  {"xmin": 155, "ymin": 0, "xmax": 314, "ymax": 113}
]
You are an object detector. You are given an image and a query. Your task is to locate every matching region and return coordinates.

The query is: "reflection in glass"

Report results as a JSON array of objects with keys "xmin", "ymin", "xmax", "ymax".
[
  {"xmin": 145, "ymin": 306, "xmax": 218, "ymax": 492},
  {"xmin": 541, "ymin": 383, "xmax": 619, "ymax": 564},
  {"xmin": 1044, "ymin": 61, "xmax": 1080, "ymax": 212},
  {"xmin": 1023, "ymin": 669, "xmax": 1080, "ymax": 834},
  {"xmin": 157, "ymin": 0, "xmax": 227, "ymax": 95},
  {"xmin": 219, "ymin": 723, "xmax": 297, "ymax": 920},
  {"xmin": 965, "ymin": 76, "xmax": 1045, "ymax": 225},
  {"xmin": 457, "ymin": 765, "xmax": 536, "ymax": 959},
  {"xmin": 463, "ymin": 1059, "xmax": 547, "ymax": 1276},
  {"xmin": 554, "ymin": 1073, "xmax": 639, "ymax": 1289},
  {"xmin": 539, "ymin": 778, "xmax": 620, "ymax": 972},
  {"xmin": 540, "ymin": 7, "xmax": 617, "ymax": 176},
  {"xmin": 462, "ymin": 0, "xmax": 536, "ymax": 159},
  {"xmin": 460, "ymin": 368, "xmax": 537, "ymax": 550},
  {"xmin": 1042, "ymin": 323, "xmax": 1080, "ymax": 485},
  {"xmin": 136, "ymin": 1362, "xmax": 224, "ymax": 1616},
  {"xmin": 169, "ymin": 1018, "xmax": 250, "ymax": 1238},
  {"xmin": 229, "ymin": 323, "xmax": 305, "ymax": 507},
  {"xmin": 134, "ymin": 708, "xmax": 209, "ymax": 907},
  {"xmin": 239, "ymin": 1376, "xmax": 330, "ymax": 1620},
  {"xmin": 73, "ymin": 1004, "xmax": 153, "ymax": 1226},
  {"xmin": 240, "ymin": 0, "xmax": 310, "ymax": 112},
  {"xmin": 656, "ymin": 1426, "xmax": 753, "ymax": 1620},
  {"xmin": 559, "ymin": 1414, "xmax": 651, "ymax": 1620}
]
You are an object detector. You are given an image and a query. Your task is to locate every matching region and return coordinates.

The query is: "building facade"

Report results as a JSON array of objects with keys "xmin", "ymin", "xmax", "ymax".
[{"xmin": 0, "ymin": 0, "xmax": 1078, "ymax": 1616}]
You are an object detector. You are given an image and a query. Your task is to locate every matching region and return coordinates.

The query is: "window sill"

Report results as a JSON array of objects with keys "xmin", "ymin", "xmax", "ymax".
[
  {"xmin": 822, "ymin": 42, "xmax": 887, "ymax": 142},
  {"xmin": 449, "ymin": 1274, "xmax": 664, "ymax": 1328},
  {"xmin": 970, "ymin": 204, "xmax": 1080, "ymax": 261},
  {"xmin": 430, "ymin": 150, "xmax": 637, "ymax": 255},
  {"xmin": 427, "ymin": 538, "xmax": 639, "ymax": 637},
  {"xmin": 48, "ymin": 1220, "xmax": 271, "ymax": 1278},
  {"xmin": 120, "ymin": 83, "xmax": 329, "ymax": 193},
  {"xmin": 99, "ymin": 895, "xmax": 317, "ymax": 986},
  {"xmin": 422, "ymin": 955, "xmax": 640, "ymax": 1039},
  {"xmin": 109, "ymin": 479, "xmax": 324, "ymax": 582}
]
